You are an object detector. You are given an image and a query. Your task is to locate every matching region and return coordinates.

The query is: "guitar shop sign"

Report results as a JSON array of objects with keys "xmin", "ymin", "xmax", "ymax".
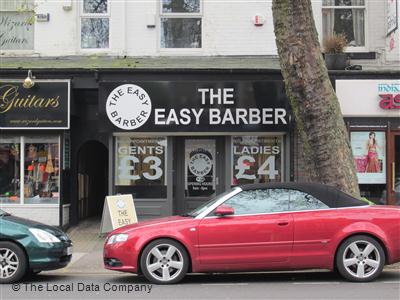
[
  {"xmin": 100, "ymin": 81, "xmax": 289, "ymax": 132},
  {"xmin": 336, "ymin": 79, "xmax": 400, "ymax": 117},
  {"xmin": 0, "ymin": 80, "xmax": 70, "ymax": 129}
]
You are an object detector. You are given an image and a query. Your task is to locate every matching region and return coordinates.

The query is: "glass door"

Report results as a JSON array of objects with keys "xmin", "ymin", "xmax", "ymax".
[
  {"xmin": 174, "ymin": 137, "xmax": 224, "ymax": 214},
  {"xmin": 388, "ymin": 132, "xmax": 400, "ymax": 205}
]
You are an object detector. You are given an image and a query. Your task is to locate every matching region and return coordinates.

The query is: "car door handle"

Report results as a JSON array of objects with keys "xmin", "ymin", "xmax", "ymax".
[{"xmin": 277, "ymin": 220, "xmax": 289, "ymax": 226}]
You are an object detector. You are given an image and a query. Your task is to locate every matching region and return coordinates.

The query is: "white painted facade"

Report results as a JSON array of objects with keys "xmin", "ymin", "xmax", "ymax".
[{"xmin": 0, "ymin": 0, "xmax": 398, "ymax": 67}]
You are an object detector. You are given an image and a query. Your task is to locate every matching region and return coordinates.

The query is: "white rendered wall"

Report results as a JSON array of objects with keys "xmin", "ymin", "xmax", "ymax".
[{"xmin": 0, "ymin": 0, "xmax": 398, "ymax": 67}]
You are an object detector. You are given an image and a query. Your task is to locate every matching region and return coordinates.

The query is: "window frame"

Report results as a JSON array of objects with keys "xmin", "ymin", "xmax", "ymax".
[
  {"xmin": 79, "ymin": 0, "xmax": 111, "ymax": 51},
  {"xmin": 159, "ymin": 0, "xmax": 203, "ymax": 53},
  {"xmin": 322, "ymin": 1, "xmax": 368, "ymax": 52},
  {"xmin": 0, "ymin": 0, "xmax": 35, "ymax": 53}
]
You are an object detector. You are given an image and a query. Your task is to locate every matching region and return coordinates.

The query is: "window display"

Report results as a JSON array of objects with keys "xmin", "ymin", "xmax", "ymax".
[
  {"xmin": 115, "ymin": 137, "xmax": 167, "ymax": 198},
  {"xmin": 0, "ymin": 136, "xmax": 60, "ymax": 205},
  {"xmin": 24, "ymin": 137, "xmax": 60, "ymax": 204},
  {"xmin": 232, "ymin": 136, "xmax": 283, "ymax": 185},
  {"xmin": 351, "ymin": 131, "xmax": 386, "ymax": 184},
  {"xmin": 0, "ymin": 138, "xmax": 20, "ymax": 203}
]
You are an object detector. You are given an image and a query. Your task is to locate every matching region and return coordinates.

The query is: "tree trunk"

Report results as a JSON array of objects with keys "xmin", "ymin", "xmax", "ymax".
[{"xmin": 272, "ymin": 0, "xmax": 360, "ymax": 197}]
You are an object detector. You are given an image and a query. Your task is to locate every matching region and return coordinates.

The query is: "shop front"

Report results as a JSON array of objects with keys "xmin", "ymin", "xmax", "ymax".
[
  {"xmin": 336, "ymin": 79, "xmax": 400, "ymax": 205},
  {"xmin": 0, "ymin": 80, "xmax": 70, "ymax": 226},
  {"xmin": 99, "ymin": 80, "xmax": 292, "ymax": 219}
]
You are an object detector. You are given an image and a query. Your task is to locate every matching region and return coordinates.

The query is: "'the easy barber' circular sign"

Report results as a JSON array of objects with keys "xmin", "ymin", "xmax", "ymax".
[{"xmin": 106, "ymin": 84, "xmax": 152, "ymax": 130}]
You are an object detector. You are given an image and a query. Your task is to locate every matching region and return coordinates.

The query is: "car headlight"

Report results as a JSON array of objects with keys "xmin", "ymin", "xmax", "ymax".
[
  {"xmin": 107, "ymin": 234, "xmax": 128, "ymax": 245},
  {"xmin": 29, "ymin": 228, "xmax": 61, "ymax": 243}
]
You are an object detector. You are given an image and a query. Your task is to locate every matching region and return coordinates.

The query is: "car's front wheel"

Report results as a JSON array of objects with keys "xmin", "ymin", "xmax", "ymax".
[
  {"xmin": 336, "ymin": 235, "xmax": 385, "ymax": 282},
  {"xmin": 0, "ymin": 241, "xmax": 27, "ymax": 284},
  {"xmin": 140, "ymin": 239, "xmax": 189, "ymax": 284}
]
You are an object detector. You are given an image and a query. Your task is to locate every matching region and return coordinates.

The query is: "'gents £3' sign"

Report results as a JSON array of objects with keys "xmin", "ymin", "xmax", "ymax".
[
  {"xmin": 100, "ymin": 81, "xmax": 289, "ymax": 132},
  {"xmin": 0, "ymin": 80, "xmax": 70, "ymax": 129}
]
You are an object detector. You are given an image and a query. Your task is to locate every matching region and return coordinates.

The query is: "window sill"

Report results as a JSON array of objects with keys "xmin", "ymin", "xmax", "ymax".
[
  {"xmin": 346, "ymin": 52, "xmax": 376, "ymax": 60},
  {"xmin": 159, "ymin": 48, "xmax": 204, "ymax": 56}
]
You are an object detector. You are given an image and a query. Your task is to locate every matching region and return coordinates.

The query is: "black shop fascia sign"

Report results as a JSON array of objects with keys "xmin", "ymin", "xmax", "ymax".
[
  {"xmin": 0, "ymin": 80, "xmax": 70, "ymax": 129},
  {"xmin": 99, "ymin": 81, "xmax": 290, "ymax": 132}
]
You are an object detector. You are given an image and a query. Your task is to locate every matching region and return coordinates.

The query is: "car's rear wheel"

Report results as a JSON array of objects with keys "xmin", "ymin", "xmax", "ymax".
[
  {"xmin": 336, "ymin": 235, "xmax": 385, "ymax": 282},
  {"xmin": 140, "ymin": 239, "xmax": 189, "ymax": 284},
  {"xmin": 0, "ymin": 241, "xmax": 27, "ymax": 284}
]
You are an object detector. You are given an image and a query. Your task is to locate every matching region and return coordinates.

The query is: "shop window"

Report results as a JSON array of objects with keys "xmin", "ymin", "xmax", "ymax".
[
  {"xmin": 160, "ymin": 0, "xmax": 202, "ymax": 48},
  {"xmin": 232, "ymin": 136, "xmax": 283, "ymax": 185},
  {"xmin": 222, "ymin": 189, "xmax": 290, "ymax": 215},
  {"xmin": 0, "ymin": 136, "xmax": 60, "ymax": 205},
  {"xmin": 0, "ymin": 0, "xmax": 34, "ymax": 50},
  {"xmin": 81, "ymin": 0, "xmax": 109, "ymax": 49},
  {"xmin": 0, "ymin": 137, "xmax": 20, "ymax": 204},
  {"xmin": 350, "ymin": 131, "xmax": 386, "ymax": 204},
  {"xmin": 24, "ymin": 137, "xmax": 60, "ymax": 204},
  {"xmin": 322, "ymin": 0, "xmax": 366, "ymax": 48},
  {"xmin": 289, "ymin": 190, "xmax": 329, "ymax": 211},
  {"xmin": 115, "ymin": 137, "xmax": 167, "ymax": 198}
]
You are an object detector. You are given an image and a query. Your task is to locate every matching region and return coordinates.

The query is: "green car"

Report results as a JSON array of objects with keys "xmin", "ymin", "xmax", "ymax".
[{"xmin": 0, "ymin": 208, "xmax": 72, "ymax": 283}]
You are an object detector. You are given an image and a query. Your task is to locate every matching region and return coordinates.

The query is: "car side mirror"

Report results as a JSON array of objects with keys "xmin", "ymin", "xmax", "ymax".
[{"xmin": 215, "ymin": 205, "xmax": 234, "ymax": 217}]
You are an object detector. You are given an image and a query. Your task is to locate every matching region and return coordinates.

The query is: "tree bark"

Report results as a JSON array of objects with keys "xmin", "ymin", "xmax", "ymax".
[{"xmin": 272, "ymin": 0, "xmax": 360, "ymax": 197}]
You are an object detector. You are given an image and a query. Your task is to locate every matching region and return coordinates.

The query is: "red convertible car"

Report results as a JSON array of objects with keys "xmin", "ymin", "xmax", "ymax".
[{"xmin": 104, "ymin": 183, "xmax": 400, "ymax": 284}]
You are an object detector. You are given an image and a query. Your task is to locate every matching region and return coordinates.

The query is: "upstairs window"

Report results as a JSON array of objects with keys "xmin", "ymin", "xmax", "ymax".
[
  {"xmin": 81, "ymin": 0, "xmax": 109, "ymax": 49},
  {"xmin": 322, "ymin": 0, "xmax": 366, "ymax": 48},
  {"xmin": 0, "ymin": 0, "xmax": 34, "ymax": 50},
  {"xmin": 160, "ymin": 0, "xmax": 202, "ymax": 49}
]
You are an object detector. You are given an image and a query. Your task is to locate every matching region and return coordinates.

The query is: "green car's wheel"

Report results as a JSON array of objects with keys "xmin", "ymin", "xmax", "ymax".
[{"xmin": 0, "ymin": 241, "xmax": 27, "ymax": 284}]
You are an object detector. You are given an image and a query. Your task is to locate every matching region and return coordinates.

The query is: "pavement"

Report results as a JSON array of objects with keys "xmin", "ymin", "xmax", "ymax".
[
  {"xmin": 1, "ymin": 218, "xmax": 398, "ymax": 300},
  {"xmin": 50, "ymin": 217, "xmax": 109, "ymax": 275}
]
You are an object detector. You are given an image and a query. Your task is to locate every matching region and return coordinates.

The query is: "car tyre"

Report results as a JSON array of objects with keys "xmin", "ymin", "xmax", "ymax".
[
  {"xmin": 140, "ymin": 239, "xmax": 189, "ymax": 284},
  {"xmin": 0, "ymin": 241, "xmax": 27, "ymax": 284},
  {"xmin": 336, "ymin": 235, "xmax": 385, "ymax": 282}
]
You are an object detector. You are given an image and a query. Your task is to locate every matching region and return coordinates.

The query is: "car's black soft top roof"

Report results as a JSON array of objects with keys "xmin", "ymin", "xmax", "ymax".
[{"xmin": 239, "ymin": 182, "xmax": 366, "ymax": 208}]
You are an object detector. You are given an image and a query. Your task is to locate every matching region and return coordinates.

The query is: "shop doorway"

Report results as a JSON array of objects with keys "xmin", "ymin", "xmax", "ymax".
[
  {"xmin": 77, "ymin": 141, "xmax": 108, "ymax": 220},
  {"xmin": 174, "ymin": 137, "xmax": 225, "ymax": 215},
  {"xmin": 388, "ymin": 132, "xmax": 400, "ymax": 205}
]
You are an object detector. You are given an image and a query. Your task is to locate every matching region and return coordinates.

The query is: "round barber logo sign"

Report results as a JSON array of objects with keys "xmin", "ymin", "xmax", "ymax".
[
  {"xmin": 106, "ymin": 84, "xmax": 152, "ymax": 130},
  {"xmin": 188, "ymin": 151, "xmax": 213, "ymax": 177}
]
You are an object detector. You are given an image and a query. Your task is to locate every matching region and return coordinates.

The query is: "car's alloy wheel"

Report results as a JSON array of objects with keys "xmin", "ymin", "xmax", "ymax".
[
  {"xmin": 336, "ymin": 235, "xmax": 385, "ymax": 282},
  {"xmin": 0, "ymin": 242, "xmax": 27, "ymax": 284},
  {"xmin": 141, "ymin": 239, "xmax": 189, "ymax": 284},
  {"xmin": 0, "ymin": 248, "xmax": 19, "ymax": 279}
]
